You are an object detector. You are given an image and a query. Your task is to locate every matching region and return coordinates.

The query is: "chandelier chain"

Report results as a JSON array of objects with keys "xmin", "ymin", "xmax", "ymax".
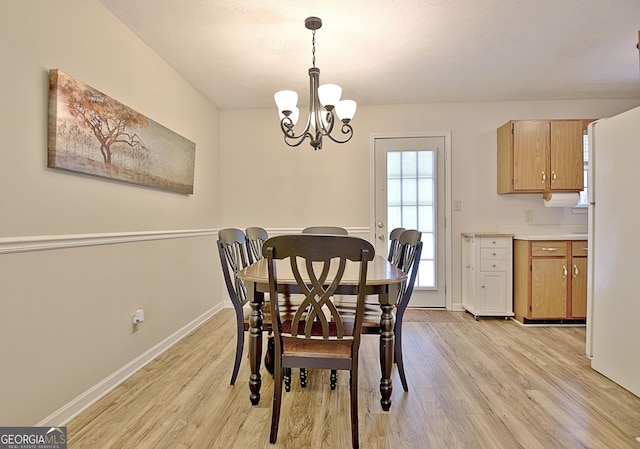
[{"xmin": 312, "ymin": 29, "xmax": 316, "ymax": 68}]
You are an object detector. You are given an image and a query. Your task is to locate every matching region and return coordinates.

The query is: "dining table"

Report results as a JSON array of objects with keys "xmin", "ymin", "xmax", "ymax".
[{"xmin": 237, "ymin": 254, "xmax": 407, "ymax": 411}]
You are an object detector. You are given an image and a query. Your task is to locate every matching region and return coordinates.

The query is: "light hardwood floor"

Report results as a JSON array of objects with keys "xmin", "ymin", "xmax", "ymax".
[{"xmin": 68, "ymin": 309, "xmax": 640, "ymax": 448}]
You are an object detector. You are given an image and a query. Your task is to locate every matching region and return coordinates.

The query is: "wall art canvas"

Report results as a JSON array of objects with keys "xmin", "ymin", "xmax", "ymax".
[{"xmin": 48, "ymin": 69, "xmax": 196, "ymax": 194}]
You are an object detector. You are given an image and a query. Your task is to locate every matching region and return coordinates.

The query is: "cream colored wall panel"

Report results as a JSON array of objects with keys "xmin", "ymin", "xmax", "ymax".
[{"xmin": 1, "ymin": 0, "xmax": 221, "ymax": 425}]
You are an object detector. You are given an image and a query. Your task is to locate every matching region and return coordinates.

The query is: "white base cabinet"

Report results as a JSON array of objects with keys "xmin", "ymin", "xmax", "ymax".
[{"xmin": 462, "ymin": 234, "xmax": 514, "ymax": 319}]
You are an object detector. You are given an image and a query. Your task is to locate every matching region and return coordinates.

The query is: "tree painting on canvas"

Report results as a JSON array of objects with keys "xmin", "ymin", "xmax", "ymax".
[{"xmin": 47, "ymin": 69, "xmax": 196, "ymax": 194}]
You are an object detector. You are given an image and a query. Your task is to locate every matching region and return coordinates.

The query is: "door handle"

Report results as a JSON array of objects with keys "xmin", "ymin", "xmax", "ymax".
[{"xmin": 562, "ymin": 265, "xmax": 567, "ymax": 279}]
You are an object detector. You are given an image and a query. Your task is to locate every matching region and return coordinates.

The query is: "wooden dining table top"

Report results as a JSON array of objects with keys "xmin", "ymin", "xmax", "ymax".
[{"xmin": 237, "ymin": 254, "xmax": 407, "ymax": 287}]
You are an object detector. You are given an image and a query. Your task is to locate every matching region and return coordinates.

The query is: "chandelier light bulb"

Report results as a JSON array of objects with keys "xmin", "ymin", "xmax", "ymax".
[
  {"xmin": 274, "ymin": 90, "xmax": 298, "ymax": 113},
  {"xmin": 335, "ymin": 99, "xmax": 357, "ymax": 122},
  {"xmin": 317, "ymin": 84, "xmax": 342, "ymax": 108}
]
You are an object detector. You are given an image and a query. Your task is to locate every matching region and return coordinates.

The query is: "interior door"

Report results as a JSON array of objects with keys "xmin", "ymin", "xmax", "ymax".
[{"xmin": 373, "ymin": 135, "xmax": 447, "ymax": 308}]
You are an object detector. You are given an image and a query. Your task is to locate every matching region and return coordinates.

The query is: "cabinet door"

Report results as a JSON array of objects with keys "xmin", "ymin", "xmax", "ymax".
[
  {"xmin": 571, "ymin": 257, "xmax": 587, "ymax": 318},
  {"xmin": 512, "ymin": 121, "xmax": 549, "ymax": 191},
  {"xmin": 550, "ymin": 121, "xmax": 584, "ymax": 191},
  {"xmin": 531, "ymin": 258, "xmax": 568, "ymax": 318},
  {"xmin": 480, "ymin": 272, "xmax": 506, "ymax": 314}
]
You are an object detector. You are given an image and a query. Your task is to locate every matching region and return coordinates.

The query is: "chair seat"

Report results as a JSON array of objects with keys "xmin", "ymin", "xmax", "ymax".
[
  {"xmin": 283, "ymin": 340, "xmax": 352, "ymax": 359},
  {"xmin": 333, "ymin": 297, "xmax": 385, "ymax": 334}
]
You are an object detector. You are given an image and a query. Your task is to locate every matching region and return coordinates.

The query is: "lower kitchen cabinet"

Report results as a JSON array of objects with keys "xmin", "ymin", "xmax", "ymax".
[
  {"xmin": 570, "ymin": 241, "xmax": 588, "ymax": 318},
  {"xmin": 461, "ymin": 234, "xmax": 514, "ymax": 319},
  {"xmin": 514, "ymin": 239, "xmax": 588, "ymax": 323}
]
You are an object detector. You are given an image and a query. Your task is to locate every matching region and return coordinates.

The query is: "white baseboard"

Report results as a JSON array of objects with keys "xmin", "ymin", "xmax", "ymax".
[{"xmin": 36, "ymin": 304, "xmax": 223, "ymax": 426}]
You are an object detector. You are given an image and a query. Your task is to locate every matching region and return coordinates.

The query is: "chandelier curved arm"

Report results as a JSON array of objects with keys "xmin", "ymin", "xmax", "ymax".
[
  {"xmin": 280, "ymin": 116, "xmax": 318, "ymax": 148},
  {"xmin": 323, "ymin": 121, "xmax": 354, "ymax": 145}
]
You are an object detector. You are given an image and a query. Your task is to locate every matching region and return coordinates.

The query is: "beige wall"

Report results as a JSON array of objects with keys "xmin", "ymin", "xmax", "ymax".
[
  {"xmin": 220, "ymin": 99, "xmax": 640, "ymax": 308},
  {"xmin": 1, "ymin": 1, "xmax": 221, "ymax": 425}
]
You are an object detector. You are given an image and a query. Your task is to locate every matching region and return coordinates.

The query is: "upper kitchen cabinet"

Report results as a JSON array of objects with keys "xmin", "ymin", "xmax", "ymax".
[{"xmin": 497, "ymin": 120, "xmax": 592, "ymax": 194}]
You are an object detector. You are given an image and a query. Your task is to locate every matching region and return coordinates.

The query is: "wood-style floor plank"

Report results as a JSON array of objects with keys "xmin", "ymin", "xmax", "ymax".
[{"xmin": 68, "ymin": 309, "xmax": 640, "ymax": 449}]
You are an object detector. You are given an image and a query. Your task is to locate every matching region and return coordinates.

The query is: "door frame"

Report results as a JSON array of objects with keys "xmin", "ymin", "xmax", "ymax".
[{"xmin": 369, "ymin": 132, "xmax": 453, "ymax": 310}]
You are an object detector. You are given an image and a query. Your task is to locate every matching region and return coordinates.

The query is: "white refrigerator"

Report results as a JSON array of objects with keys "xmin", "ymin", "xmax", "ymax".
[{"xmin": 586, "ymin": 105, "xmax": 640, "ymax": 397}]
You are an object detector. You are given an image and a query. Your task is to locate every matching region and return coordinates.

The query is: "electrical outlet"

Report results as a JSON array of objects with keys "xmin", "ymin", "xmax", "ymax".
[
  {"xmin": 453, "ymin": 200, "xmax": 462, "ymax": 211},
  {"xmin": 525, "ymin": 210, "xmax": 533, "ymax": 222},
  {"xmin": 132, "ymin": 309, "xmax": 145, "ymax": 325}
]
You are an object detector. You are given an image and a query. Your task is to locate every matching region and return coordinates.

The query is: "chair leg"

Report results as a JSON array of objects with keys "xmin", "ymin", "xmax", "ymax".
[
  {"xmin": 284, "ymin": 368, "xmax": 292, "ymax": 392},
  {"xmin": 395, "ymin": 323, "xmax": 409, "ymax": 392},
  {"xmin": 350, "ymin": 363, "xmax": 359, "ymax": 449},
  {"xmin": 299, "ymin": 368, "xmax": 307, "ymax": 388},
  {"xmin": 230, "ymin": 323, "xmax": 244, "ymax": 385},
  {"xmin": 270, "ymin": 360, "xmax": 283, "ymax": 444},
  {"xmin": 265, "ymin": 336, "xmax": 275, "ymax": 376},
  {"xmin": 330, "ymin": 369, "xmax": 338, "ymax": 390}
]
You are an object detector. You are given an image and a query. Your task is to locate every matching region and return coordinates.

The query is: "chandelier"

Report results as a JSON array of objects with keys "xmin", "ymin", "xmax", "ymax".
[{"xmin": 274, "ymin": 17, "xmax": 357, "ymax": 150}]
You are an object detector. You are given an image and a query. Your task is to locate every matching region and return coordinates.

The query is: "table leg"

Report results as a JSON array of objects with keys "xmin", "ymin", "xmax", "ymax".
[
  {"xmin": 249, "ymin": 289, "xmax": 264, "ymax": 406},
  {"xmin": 379, "ymin": 302, "xmax": 394, "ymax": 411}
]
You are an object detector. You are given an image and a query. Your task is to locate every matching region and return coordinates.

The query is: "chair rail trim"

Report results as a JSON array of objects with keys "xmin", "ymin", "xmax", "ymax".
[{"xmin": 0, "ymin": 229, "xmax": 217, "ymax": 255}]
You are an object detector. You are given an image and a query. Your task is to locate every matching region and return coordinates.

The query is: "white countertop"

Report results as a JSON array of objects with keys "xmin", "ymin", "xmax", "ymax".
[
  {"xmin": 494, "ymin": 225, "xmax": 588, "ymax": 241},
  {"xmin": 512, "ymin": 233, "xmax": 588, "ymax": 241}
]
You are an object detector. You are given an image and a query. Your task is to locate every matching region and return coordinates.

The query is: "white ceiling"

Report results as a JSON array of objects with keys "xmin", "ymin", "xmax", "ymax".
[{"xmin": 100, "ymin": 0, "xmax": 640, "ymax": 110}]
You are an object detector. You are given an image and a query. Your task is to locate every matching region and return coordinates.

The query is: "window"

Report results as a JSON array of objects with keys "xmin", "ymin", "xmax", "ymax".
[
  {"xmin": 387, "ymin": 150, "xmax": 436, "ymax": 288},
  {"xmin": 576, "ymin": 131, "xmax": 589, "ymax": 207}
]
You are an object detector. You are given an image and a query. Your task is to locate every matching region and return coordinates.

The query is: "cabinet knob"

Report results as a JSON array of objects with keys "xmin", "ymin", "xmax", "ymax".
[
  {"xmin": 551, "ymin": 171, "xmax": 557, "ymax": 183},
  {"xmin": 541, "ymin": 171, "xmax": 546, "ymax": 183},
  {"xmin": 562, "ymin": 265, "xmax": 568, "ymax": 279},
  {"xmin": 573, "ymin": 264, "xmax": 579, "ymax": 278}
]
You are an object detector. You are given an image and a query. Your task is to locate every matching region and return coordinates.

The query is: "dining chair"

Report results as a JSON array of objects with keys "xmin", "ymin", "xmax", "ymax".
[
  {"xmin": 264, "ymin": 234, "xmax": 374, "ymax": 449},
  {"xmin": 217, "ymin": 228, "xmax": 269, "ymax": 385},
  {"xmin": 301, "ymin": 226, "xmax": 348, "ymax": 235},
  {"xmin": 244, "ymin": 226, "xmax": 305, "ymax": 381},
  {"xmin": 387, "ymin": 227, "xmax": 406, "ymax": 263},
  {"xmin": 245, "ymin": 226, "xmax": 268, "ymax": 264},
  {"xmin": 363, "ymin": 229, "xmax": 422, "ymax": 392}
]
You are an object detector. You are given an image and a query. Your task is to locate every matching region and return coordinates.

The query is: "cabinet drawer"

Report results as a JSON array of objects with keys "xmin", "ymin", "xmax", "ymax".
[
  {"xmin": 480, "ymin": 259, "xmax": 507, "ymax": 271},
  {"xmin": 531, "ymin": 241, "xmax": 567, "ymax": 257},
  {"xmin": 572, "ymin": 241, "xmax": 588, "ymax": 257},
  {"xmin": 480, "ymin": 237, "xmax": 508, "ymax": 249},
  {"xmin": 481, "ymin": 248, "xmax": 507, "ymax": 260}
]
